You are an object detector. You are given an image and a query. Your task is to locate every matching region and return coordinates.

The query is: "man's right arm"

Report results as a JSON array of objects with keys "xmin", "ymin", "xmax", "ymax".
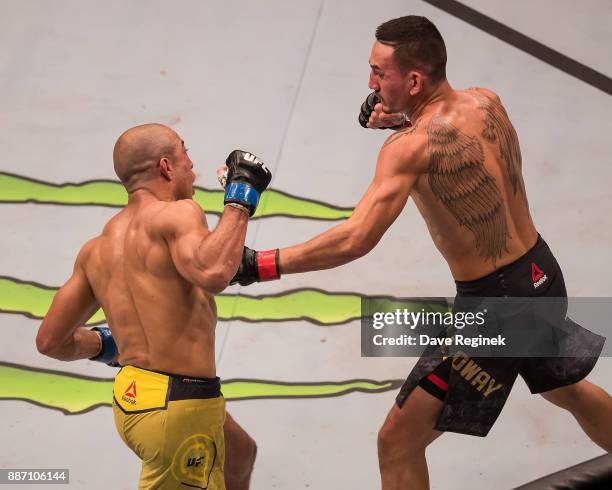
[
  {"xmin": 160, "ymin": 200, "xmax": 249, "ymax": 294},
  {"xmin": 161, "ymin": 149, "xmax": 272, "ymax": 293},
  {"xmin": 231, "ymin": 130, "xmax": 428, "ymax": 285}
]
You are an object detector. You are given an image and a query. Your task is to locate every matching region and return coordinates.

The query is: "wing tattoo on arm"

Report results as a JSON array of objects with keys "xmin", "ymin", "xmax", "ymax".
[{"xmin": 427, "ymin": 116, "xmax": 508, "ymax": 263}]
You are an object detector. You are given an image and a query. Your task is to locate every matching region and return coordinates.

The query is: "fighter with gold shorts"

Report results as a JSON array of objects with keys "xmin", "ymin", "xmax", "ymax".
[
  {"xmin": 113, "ymin": 366, "xmax": 225, "ymax": 489},
  {"xmin": 37, "ymin": 124, "xmax": 272, "ymax": 489}
]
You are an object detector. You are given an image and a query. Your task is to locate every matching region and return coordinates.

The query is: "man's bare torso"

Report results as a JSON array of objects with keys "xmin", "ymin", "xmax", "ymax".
[
  {"xmin": 393, "ymin": 87, "xmax": 537, "ymax": 281},
  {"xmin": 80, "ymin": 197, "xmax": 218, "ymax": 377}
]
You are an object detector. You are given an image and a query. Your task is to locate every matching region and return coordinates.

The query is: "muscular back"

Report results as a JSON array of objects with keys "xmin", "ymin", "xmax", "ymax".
[
  {"xmin": 82, "ymin": 199, "xmax": 218, "ymax": 377},
  {"xmin": 404, "ymin": 88, "xmax": 537, "ymax": 280}
]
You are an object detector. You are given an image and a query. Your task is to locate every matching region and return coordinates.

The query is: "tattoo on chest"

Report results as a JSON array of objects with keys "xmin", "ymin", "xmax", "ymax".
[
  {"xmin": 471, "ymin": 90, "xmax": 524, "ymax": 197},
  {"xmin": 427, "ymin": 115, "xmax": 509, "ymax": 263}
]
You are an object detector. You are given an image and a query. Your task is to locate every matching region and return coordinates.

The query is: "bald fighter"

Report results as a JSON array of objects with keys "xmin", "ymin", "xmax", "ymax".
[
  {"xmin": 36, "ymin": 123, "xmax": 271, "ymax": 489},
  {"xmin": 228, "ymin": 16, "xmax": 611, "ymax": 490}
]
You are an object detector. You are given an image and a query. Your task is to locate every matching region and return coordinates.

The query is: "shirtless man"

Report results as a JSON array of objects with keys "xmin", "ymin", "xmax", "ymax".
[
  {"xmin": 228, "ymin": 16, "xmax": 611, "ymax": 489},
  {"xmin": 36, "ymin": 123, "xmax": 271, "ymax": 489}
]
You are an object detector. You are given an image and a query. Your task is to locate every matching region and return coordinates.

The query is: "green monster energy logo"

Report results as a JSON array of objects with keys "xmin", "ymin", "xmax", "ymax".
[
  {"xmin": 0, "ymin": 363, "xmax": 401, "ymax": 414},
  {"xmin": 0, "ymin": 276, "xmax": 435, "ymax": 326},
  {"xmin": 0, "ymin": 172, "xmax": 352, "ymax": 220}
]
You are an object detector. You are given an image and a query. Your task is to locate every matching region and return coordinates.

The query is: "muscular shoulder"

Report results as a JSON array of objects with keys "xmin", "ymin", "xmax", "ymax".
[
  {"xmin": 378, "ymin": 120, "xmax": 429, "ymax": 175},
  {"xmin": 74, "ymin": 236, "xmax": 100, "ymax": 271},
  {"xmin": 154, "ymin": 199, "xmax": 208, "ymax": 239},
  {"xmin": 466, "ymin": 86, "xmax": 502, "ymax": 105}
]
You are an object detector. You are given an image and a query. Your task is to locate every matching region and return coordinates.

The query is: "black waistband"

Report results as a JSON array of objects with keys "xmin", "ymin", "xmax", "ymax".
[
  {"xmin": 130, "ymin": 365, "xmax": 222, "ymax": 401},
  {"xmin": 168, "ymin": 375, "xmax": 222, "ymax": 401},
  {"xmin": 454, "ymin": 234, "xmax": 545, "ymax": 294}
]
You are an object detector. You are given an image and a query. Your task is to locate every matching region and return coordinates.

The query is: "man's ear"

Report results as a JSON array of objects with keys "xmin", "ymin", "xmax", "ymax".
[
  {"xmin": 407, "ymin": 70, "xmax": 425, "ymax": 96},
  {"xmin": 159, "ymin": 157, "xmax": 172, "ymax": 181}
]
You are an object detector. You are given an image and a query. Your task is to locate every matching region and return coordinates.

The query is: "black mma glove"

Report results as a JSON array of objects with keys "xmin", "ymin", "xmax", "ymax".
[
  {"xmin": 358, "ymin": 92, "xmax": 406, "ymax": 130},
  {"xmin": 224, "ymin": 150, "xmax": 272, "ymax": 216},
  {"xmin": 231, "ymin": 246, "xmax": 280, "ymax": 286}
]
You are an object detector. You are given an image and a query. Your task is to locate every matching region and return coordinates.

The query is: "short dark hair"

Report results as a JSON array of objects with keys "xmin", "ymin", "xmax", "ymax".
[{"xmin": 375, "ymin": 16, "xmax": 447, "ymax": 83}]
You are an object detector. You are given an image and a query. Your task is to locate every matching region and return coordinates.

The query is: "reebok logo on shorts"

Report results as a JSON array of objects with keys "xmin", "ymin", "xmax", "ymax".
[
  {"xmin": 122, "ymin": 381, "xmax": 137, "ymax": 405},
  {"xmin": 531, "ymin": 262, "xmax": 548, "ymax": 289}
]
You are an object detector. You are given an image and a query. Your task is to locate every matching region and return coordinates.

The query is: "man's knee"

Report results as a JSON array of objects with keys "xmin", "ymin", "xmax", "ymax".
[
  {"xmin": 224, "ymin": 413, "xmax": 258, "ymax": 485},
  {"xmin": 225, "ymin": 434, "xmax": 257, "ymax": 480},
  {"xmin": 379, "ymin": 388, "xmax": 443, "ymax": 461},
  {"xmin": 242, "ymin": 436, "xmax": 257, "ymax": 470},
  {"xmin": 378, "ymin": 421, "xmax": 406, "ymax": 460},
  {"xmin": 377, "ymin": 406, "xmax": 430, "ymax": 459}
]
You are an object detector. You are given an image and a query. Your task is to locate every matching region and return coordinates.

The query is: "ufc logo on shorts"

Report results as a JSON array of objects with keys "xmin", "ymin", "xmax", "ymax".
[{"xmin": 186, "ymin": 456, "xmax": 205, "ymax": 467}]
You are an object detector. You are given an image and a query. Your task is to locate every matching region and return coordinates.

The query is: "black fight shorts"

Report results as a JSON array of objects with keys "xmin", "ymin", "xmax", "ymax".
[{"xmin": 395, "ymin": 235, "xmax": 605, "ymax": 437}]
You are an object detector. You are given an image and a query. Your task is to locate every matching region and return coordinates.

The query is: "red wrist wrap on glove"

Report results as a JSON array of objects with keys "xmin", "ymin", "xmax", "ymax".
[{"xmin": 257, "ymin": 249, "xmax": 280, "ymax": 281}]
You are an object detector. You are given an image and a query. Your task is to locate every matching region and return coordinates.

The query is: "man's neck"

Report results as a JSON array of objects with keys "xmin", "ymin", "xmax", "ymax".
[
  {"xmin": 405, "ymin": 80, "xmax": 453, "ymax": 122},
  {"xmin": 127, "ymin": 185, "xmax": 175, "ymax": 204}
]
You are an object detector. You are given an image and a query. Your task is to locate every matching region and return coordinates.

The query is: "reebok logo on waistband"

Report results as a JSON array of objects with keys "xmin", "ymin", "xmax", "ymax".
[
  {"xmin": 122, "ymin": 381, "xmax": 137, "ymax": 405},
  {"xmin": 531, "ymin": 262, "xmax": 548, "ymax": 289}
]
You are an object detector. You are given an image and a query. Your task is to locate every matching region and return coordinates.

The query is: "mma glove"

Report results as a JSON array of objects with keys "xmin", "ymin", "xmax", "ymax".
[
  {"xmin": 89, "ymin": 326, "xmax": 120, "ymax": 366},
  {"xmin": 223, "ymin": 150, "xmax": 272, "ymax": 216},
  {"xmin": 230, "ymin": 246, "xmax": 280, "ymax": 286},
  {"xmin": 358, "ymin": 92, "xmax": 407, "ymax": 130}
]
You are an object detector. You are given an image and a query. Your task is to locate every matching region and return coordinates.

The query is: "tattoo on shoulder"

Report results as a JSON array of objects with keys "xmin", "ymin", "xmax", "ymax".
[
  {"xmin": 470, "ymin": 90, "xmax": 525, "ymax": 197},
  {"xmin": 427, "ymin": 115, "xmax": 509, "ymax": 263},
  {"xmin": 382, "ymin": 119, "xmax": 420, "ymax": 148}
]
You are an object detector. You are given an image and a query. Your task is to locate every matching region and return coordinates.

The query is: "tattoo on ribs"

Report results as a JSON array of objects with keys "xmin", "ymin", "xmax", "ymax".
[
  {"xmin": 470, "ymin": 90, "xmax": 524, "ymax": 197},
  {"xmin": 427, "ymin": 115, "xmax": 509, "ymax": 262}
]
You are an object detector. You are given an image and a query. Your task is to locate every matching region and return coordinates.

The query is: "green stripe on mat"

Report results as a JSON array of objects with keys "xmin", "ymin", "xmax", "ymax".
[
  {"xmin": 0, "ymin": 172, "xmax": 352, "ymax": 220},
  {"xmin": 0, "ymin": 363, "xmax": 401, "ymax": 414}
]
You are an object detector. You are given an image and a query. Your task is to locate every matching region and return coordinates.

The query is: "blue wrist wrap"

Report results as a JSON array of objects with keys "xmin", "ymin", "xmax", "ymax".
[
  {"xmin": 224, "ymin": 182, "xmax": 260, "ymax": 214},
  {"xmin": 89, "ymin": 326, "xmax": 118, "ymax": 365}
]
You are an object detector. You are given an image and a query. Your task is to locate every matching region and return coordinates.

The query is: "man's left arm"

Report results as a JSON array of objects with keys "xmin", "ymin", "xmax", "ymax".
[{"xmin": 36, "ymin": 241, "xmax": 104, "ymax": 361}]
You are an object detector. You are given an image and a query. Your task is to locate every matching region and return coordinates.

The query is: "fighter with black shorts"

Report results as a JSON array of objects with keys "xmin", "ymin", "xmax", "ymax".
[
  {"xmin": 218, "ymin": 15, "xmax": 611, "ymax": 490},
  {"xmin": 400, "ymin": 234, "xmax": 604, "ymax": 437}
]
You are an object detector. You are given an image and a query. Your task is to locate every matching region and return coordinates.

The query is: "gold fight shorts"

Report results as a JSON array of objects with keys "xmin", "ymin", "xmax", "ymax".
[{"xmin": 112, "ymin": 365, "xmax": 225, "ymax": 489}]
